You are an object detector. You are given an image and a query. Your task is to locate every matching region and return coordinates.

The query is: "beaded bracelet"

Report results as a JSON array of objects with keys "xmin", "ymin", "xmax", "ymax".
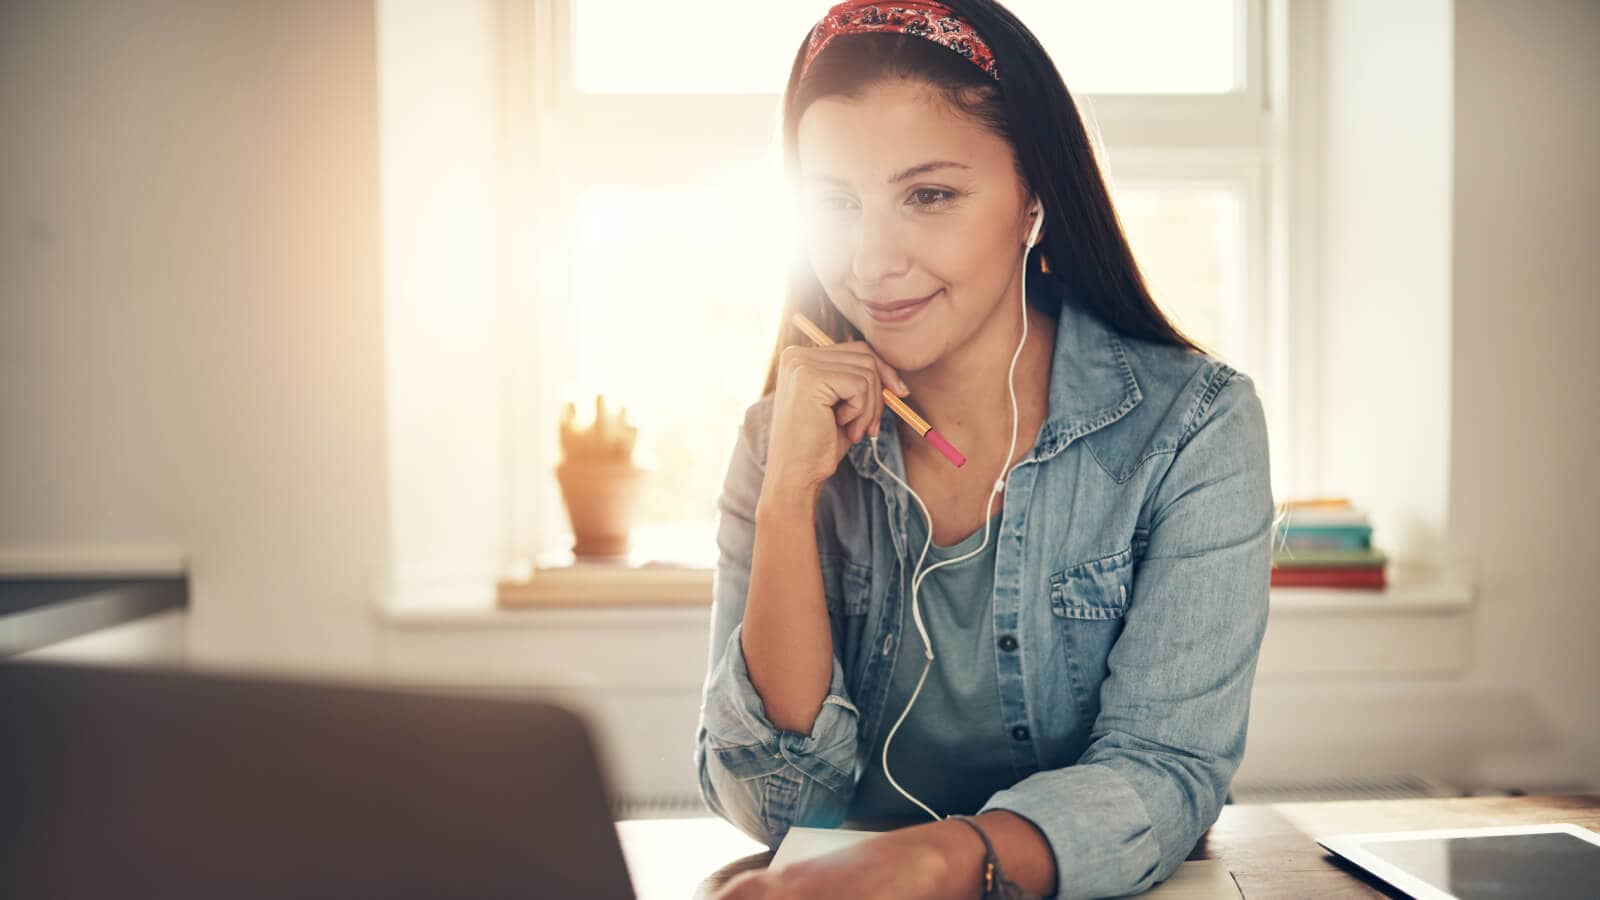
[{"xmin": 947, "ymin": 815, "xmax": 1050, "ymax": 900}]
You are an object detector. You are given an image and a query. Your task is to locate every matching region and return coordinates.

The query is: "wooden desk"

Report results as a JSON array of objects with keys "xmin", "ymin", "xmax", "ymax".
[
  {"xmin": 1195, "ymin": 794, "xmax": 1600, "ymax": 899},
  {"xmin": 616, "ymin": 794, "xmax": 1600, "ymax": 899}
]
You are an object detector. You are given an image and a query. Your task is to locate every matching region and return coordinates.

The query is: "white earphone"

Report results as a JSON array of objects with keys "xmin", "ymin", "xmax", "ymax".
[
  {"xmin": 866, "ymin": 200, "xmax": 1044, "ymax": 820},
  {"xmin": 1026, "ymin": 200, "xmax": 1045, "ymax": 249}
]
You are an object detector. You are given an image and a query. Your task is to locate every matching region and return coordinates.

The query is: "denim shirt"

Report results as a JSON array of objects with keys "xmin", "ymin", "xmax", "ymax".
[{"xmin": 694, "ymin": 292, "xmax": 1274, "ymax": 900}]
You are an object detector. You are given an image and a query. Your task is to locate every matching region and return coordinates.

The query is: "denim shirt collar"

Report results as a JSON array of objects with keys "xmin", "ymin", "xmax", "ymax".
[{"xmin": 843, "ymin": 289, "xmax": 1144, "ymax": 485}]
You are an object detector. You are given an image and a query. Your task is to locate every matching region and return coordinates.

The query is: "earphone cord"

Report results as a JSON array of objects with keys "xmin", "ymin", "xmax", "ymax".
[{"xmin": 866, "ymin": 226, "xmax": 1036, "ymax": 823}]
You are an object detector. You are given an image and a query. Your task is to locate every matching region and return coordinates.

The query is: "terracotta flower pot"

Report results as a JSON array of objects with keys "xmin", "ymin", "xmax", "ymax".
[{"xmin": 555, "ymin": 460, "xmax": 648, "ymax": 558}]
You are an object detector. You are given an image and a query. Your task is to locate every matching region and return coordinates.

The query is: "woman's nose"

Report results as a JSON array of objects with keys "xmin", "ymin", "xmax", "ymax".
[{"xmin": 850, "ymin": 209, "xmax": 912, "ymax": 286}]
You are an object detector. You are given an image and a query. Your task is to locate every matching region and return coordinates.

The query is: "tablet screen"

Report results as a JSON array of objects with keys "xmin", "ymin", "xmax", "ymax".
[{"xmin": 1362, "ymin": 832, "xmax": 1600, "ymax": 899}]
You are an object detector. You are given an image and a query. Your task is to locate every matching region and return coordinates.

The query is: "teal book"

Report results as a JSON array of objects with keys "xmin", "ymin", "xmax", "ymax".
[{"xmin": 1277, "ymin": 525, "xmax": 1372, "ymax": 551}]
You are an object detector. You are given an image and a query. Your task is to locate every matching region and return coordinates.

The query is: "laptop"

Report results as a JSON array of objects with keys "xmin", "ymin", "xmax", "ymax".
[{"xmin": 0, "ymin": 660, "xmax": 636, "ymax": 899}]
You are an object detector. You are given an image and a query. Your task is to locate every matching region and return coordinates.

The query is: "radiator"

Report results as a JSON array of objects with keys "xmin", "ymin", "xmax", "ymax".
[
  {"xmin": 613, "ymin": 793, "xmax": 715, "ymax": 820},
  {"xmin": 1229, "ymin": 773, "xmax": 1461, "ymax": 803}
]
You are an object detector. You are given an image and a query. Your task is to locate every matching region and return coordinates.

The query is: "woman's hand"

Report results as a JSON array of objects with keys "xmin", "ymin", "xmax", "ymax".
[
  {"xmin": 764, "ymin": 340, "xmax": 910, "ymax": 499},
  {"xmin": 710, "ymin": 821, "xmax": 983, "ymax": 900}
]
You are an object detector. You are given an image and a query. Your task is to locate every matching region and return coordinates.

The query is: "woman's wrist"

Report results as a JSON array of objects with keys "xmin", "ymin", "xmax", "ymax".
[
  {"xmin": 907, "ymin": 817, "xmax": 987, "ymax": 900},
  {"xmin": 922, "ymin": 812, "xmax": 1057, "ymax": 899},
  {"xmin": 756, "ymin": 470, "xmax": 821, "ymax": 520},
  {"xmin": 972, "ymin": 811, "xmax": 1058, "ymax": 898}
]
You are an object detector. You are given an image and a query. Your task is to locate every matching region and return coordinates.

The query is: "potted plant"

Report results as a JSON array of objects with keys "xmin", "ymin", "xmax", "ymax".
[{"xmin": 555, "ymin": 394, "xmax": 648, "ymax": 558}]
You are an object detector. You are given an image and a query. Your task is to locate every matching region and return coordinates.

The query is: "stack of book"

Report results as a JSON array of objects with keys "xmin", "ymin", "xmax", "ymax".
[{"xmin": 1271, "ymin": 498, "xmax": 1388, "ymax": 589}]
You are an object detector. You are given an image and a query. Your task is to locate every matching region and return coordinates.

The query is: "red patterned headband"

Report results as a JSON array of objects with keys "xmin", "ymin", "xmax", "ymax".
[{"xmin": 802, "ymin": 2, "xmax": 1000, "ymax": 82}]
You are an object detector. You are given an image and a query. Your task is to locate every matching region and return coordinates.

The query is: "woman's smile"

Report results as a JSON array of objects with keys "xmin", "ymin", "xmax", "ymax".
[{"xmin": 863, "ymin": 288, "xmax": 941, "ymax": 324}]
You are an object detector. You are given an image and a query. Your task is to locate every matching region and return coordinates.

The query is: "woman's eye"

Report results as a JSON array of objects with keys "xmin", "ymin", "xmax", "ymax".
[
  {"xmin": 910, "ymin": 188, "xmax": 956, "ymax": 207},
  {"xmin": 816, "ymin": 194, "xmax": 856, "ymax": 212}
]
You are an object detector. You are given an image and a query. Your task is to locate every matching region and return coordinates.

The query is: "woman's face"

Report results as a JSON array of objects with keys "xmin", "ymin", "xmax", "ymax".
[{"xmin": 796, "ymin": 77, "xmax": 1036, "ymax": 373}]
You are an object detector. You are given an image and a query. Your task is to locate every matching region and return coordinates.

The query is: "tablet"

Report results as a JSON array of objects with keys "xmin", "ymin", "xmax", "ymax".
[{"xmin": 1317, "ymin": 823, "xmax": 1600, "ymax": 899}]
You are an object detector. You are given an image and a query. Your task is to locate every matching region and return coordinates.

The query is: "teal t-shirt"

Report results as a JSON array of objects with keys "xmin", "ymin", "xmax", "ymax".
[{"xmin": 845, "ymin": 503, "xmax": 1018, "ymax": 821}]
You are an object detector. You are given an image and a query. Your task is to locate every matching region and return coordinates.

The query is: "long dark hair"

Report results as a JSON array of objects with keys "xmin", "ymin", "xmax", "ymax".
[{"xmin": 759, "ymin": 0, "xmax": 1205, "ymax": 398}]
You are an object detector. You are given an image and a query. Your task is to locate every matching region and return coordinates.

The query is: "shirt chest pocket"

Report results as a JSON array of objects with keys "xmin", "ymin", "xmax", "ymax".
[
  {"xmin": 1046, "ymin": 543, "xmax": 1137, "ymax": 729},
  {"xmin": 818, "ymin": 552, "xmax": 872, "ymax": 617},
  {"xmin": 1048, "ymin": 544, "xmax": 1135, "ymax": 620}
]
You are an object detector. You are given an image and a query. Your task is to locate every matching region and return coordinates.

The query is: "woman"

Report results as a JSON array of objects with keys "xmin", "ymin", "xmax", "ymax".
[{"xmin": 695, "ymin": 2, "xmax": 1276, "ymax": 898}]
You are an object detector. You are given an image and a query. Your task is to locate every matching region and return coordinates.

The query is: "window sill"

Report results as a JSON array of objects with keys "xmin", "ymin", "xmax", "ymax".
[
  {"xmin": 373, "ymin": 578, "xmax": 714, "ymax": 689},
  {"xmin": 1268, "ymin": 563, "xmax": 1474, "ymax": 615},
  {"xmin": 374, "ymin": 551, "xmax": 715, "ymax": 630},
  {"xmin": 376, "ymin": 563, "xmax": 1472, "ymax": 628},
  {"xmin": 377, "ymin": 596, "xmax": 712, "ymax": 630}
]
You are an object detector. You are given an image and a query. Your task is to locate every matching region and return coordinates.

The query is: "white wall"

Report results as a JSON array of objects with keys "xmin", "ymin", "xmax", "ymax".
[
  {"xmin": 0, "ymin": 0, "xmax": 389, "ymax": 673},
  {"xmin": 377, "ymin": 0, "xmax": 507, "ymax": 608},
  {"xmin": 1445, "ymin": 0, "xmax": 1600, "ymax": 784},
  {"xmin": 1315, "ymin": 0, "xmax": 1455, "ymax": 565}
]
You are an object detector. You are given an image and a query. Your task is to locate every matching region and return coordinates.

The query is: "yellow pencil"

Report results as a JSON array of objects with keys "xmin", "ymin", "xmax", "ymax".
[{"xmin": 790, "ymin": 312, "xmax": 966, "ymax": 468}]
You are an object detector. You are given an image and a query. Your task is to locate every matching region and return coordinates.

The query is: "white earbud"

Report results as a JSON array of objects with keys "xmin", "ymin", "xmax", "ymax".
[{"xmin": 863, "ymin": 195, "xmax": 1042, "ymax": 823}]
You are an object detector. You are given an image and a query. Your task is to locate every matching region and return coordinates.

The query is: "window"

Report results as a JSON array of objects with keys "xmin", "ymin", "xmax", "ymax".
[{"xmin": 508, "ymin": 0, "xmax": 1289, "ymax": 568}]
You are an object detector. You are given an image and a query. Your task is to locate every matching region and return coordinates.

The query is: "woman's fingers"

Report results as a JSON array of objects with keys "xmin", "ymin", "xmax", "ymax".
[
  {"xmin": 836, "ymin": 341, "xmax": 908, "ymax": 392},
  {"xmin": 835, "ymin": 341, "xmax": 908, "ymax": 439},
  {"xmin": 796, "ymin": 356, "xmax": 879, "ymax": 442},
  {"xmin": 787, "ymin": 340, "xmax": 907, "ymax": 443},
  {"xmin": 838, "ymin": 367, "xmax": 875, "ymax": 443}
]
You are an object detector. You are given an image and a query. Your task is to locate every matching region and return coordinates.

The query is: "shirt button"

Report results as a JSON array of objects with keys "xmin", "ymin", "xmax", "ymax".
[
  {"xmin": 997, "ymin": 635, "xmax": 1018, "ymax": 652},
  {"xmin": 1011, "ymin": 725, "xmax": 1030, "ymax": 741}
]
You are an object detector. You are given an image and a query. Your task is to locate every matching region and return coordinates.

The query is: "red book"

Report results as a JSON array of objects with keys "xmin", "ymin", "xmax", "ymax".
[{"xmin": 1270, "ymin": 566, "xmax": 1387, "ymax": 589}]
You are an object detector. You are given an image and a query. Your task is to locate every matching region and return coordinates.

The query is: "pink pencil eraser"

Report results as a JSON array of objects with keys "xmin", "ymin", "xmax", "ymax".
[{"xmin": 923, "ymin": 429, "xmax": 966, "ymax": 468}]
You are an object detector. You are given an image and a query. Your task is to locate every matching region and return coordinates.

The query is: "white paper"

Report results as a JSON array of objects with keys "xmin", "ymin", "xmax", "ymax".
[{"xmin": 771, "ymin": 826, "xmax": 1240, "ymax": 897}]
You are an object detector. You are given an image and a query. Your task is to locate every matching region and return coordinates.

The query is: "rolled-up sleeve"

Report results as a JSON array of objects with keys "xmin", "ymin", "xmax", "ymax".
[
  {"xmin": 979, "ymin": 371, "xmax": 1275, "ymax": 900},
  {"xmin": 694, "ymin": 401, "xmax": 861, "ymax": 849}
]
